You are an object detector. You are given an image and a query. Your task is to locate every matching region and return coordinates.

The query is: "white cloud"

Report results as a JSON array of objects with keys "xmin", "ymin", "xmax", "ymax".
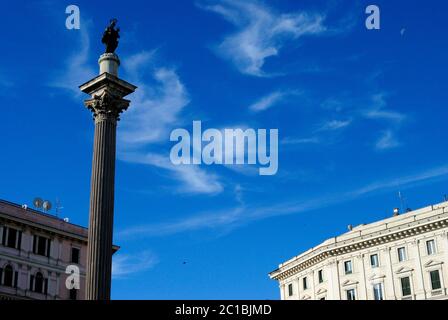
[
  {"xmin": 49, "ymin": 25, "xmax": 95, "ymax": 97},
  {"xmin": 199, "ymin": 0, "xmax": 326, "ymax": 76},
  {"xmin": 112, "ymin": 250, "xmax": 159, "ymax": 278},
  {"xmin": 375, "ymin": 130, "xmax": 400, "ymax": 150},
  {"xmin": 249, "ymin": 91, "xmax": 284, "ymax": 112},
  {"xmin": 120, "ymin": 152, "xmax": 224, "ymax": 195},
  {"xmin": 122, "ymin": 50, "xmax": 157, "ymax": 78},
  {"xmin": 117, "ymin": 164, "xmax": 448, "ymax": 239},
  {"xmin": 116, "ymin": 52, "xmax": 225, "ymax": 195},
  {"xmin": 318, "ymin": 119, "xmax": 352, "ymax": 131},
  {"xmin": 365, "ymin": 109, "xmax": 406, "ymax": 123},
  {"xmin": 281, "ymin": 137, "xmax": 320, "ymax": 145},
  {"xmin": 363, "ymin": 93, "xmax": 406, "ymax": 123},
  {"xmin": 249, "ymin": 90, "xmax": 300, "ymax": 112},
  {"xmin": 119, "ymin": 61, "xmax": 190, "ymax": 146}
]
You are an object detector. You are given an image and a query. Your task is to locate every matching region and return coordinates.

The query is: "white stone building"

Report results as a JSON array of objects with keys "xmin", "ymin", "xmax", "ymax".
[{"xmin": 269, "ymin": 201, "xmax": 448, "ymax": 300}]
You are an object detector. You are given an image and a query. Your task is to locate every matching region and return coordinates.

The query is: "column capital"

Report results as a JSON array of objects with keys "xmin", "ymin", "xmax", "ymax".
[
  {"xmin": 84, "ymin": 90, "xmax": 130, "ymax": 121},
  {"xmin": 79, "ymin": 71, "xmax": 137, "ymax": 121}
]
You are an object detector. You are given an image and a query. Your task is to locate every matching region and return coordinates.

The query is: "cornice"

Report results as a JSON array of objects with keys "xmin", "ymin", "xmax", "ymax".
[{"xmin": 271, "ymin": 213, "xmax": 448, "ymax": 281}]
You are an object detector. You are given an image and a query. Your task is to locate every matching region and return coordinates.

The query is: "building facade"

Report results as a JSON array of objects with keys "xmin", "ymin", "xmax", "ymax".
[
  {"xmin": 269, "ymin": 201, "xmax": 448, "ymax": 300},
  {"xmin": 0, "ymin": 200, "xmax": 118, "ymax": 300}
]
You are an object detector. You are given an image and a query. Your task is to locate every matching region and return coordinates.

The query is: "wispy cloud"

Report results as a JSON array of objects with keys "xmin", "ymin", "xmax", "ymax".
[
  {"xmin": 363, "ymin": 93, "xmax": 406, "ymax": 123},
  {"xmin": 349, "ymin": 165, "xmax": 448, "ymax": 197},
  {"xmin": 118, "ymin": 164, "xmax": 448, "ymax": 239},
  {"xmin": 249, "ymin": 90, "xmax": 300, "ymax": 112},
  {"xmin": 49, "ymin": 24, "xmax": 95, "ymax": 97},
  {"xmin": 375, "ymin": 130, "xmax": 400, "ymax": 150},
  {"xmin": 112, "ymin": 250, "xmax": 159, "ymax": 278},
  {"xmin": 119, "ymin": 58, "xmax": 190, "ymax": 146},
  {"xmin": 117, "ymin": 51, "xmax": 225, "ymax": 195},
  {"xmin": 120, "ymin": 152, "xmax": 224, "ymax": 195},
  {"xmin": 281, "ymin": 137, "xmax": 320, "ymax": 145},
  {"xmin": 318, "ymin": 119, "xmax": 352, "ymax": 131},
  {"xmin": 319, "ymin": 92, "xmax": 407, "ymax": 149},
  {"xmin": 198, "ymin": 0, "xmax": 326, "ymax": 76}
]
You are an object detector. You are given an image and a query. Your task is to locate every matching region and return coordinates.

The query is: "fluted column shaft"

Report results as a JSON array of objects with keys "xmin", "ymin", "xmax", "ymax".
[{"xmin": 86, "ymin": 115, "xmax": 117, "ymax": 300}]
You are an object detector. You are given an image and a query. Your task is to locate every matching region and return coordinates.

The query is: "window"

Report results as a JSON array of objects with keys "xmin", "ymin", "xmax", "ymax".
[
  {"xmin": 303, "ymin": 277, "xmax": 308, "ymax": 290},
  {"xmin": 430, "ymin": 270, "xmax": 442, "ymax": 291},
  {"xmin": 373, "ymin": 283, "xmax": 384, "ymax": 300},
  {"xmin": 0, "ymin": 265, "xmax": 17, "ymax": 288},
  {"xmin": 3, "ymin": 265, "xmax": 13, "ymax": 287},
  {"xmin": 400, "ymin": 277, "xmax": 412, "ymax": 297},
  {"xmin": 71, "ymin": 247, "xmax": 80, "ymax": 264},
  {"xmin": 370, "ymin": 254, "xmax": 379, "ymax": 268},
  {"xmin": 426, "ymin": 240, "xmax": 436, "ymax": 256},
  {"xmin": 69, "ymin": 289, "xmax": 77, "ymax": 300},
  {"xmin": 318, "ymin": 270, "xmax": 324, "ymax": 283},
  {"xmin": 30, "ymin": 272, "xmax": 48, "ymax": 294},
  {"xmin": 344, "ymin": 260, "xmax": 353, "ymax": 274},
  {"xmin": 346, "ymin": 289, "xmax": 356, "ymax": 300},
  {"xmin": 288, "ymin": 283, "xmax": 293, "ymax": 296},
  {"xmin": 33, "ymin": 235, "xmax": 51, "ymax": 257},
  {"xmin": 397, "ymin": 247, "xmax": 407, "ymax": 262},
  {"xmin": 1, "ymin": 227, "xmax": 22, "ymax": 250}
]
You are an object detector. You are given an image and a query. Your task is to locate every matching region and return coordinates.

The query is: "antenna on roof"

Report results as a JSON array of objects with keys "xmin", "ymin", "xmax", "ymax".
[
  {"xmin": 42, "ymin": 200, "xmax": 52, "ymax": 213},
  {"xmin": 33, "ymin": 197, "xmax": 43, "ymax": 210},
  {"xmin": 398, "ymin": 190, "xmax": 407, "ymax": 213},
  {"xmin": 55, "ymin": 198, "xmax": 64, "ymax": 217}
]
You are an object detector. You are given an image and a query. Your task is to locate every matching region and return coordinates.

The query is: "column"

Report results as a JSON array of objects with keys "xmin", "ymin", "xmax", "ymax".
[
  {"xmin": 279, "ymin": 283, "xmax": 285, "ymax": 300},
  {"xmin": 327, "ymin": 259, "xmax": 341, "ymax": 300},
  {"xmin": 412, "ymin": 239, "xmax": 427, "ymax": 299},
  {"xmin": 80, "ymin": 52, "xmax": 136, "ymax": 300},
  {"xmin": 359, "ymin": 254, "xmax": 368, "ymax": 300},
  {"xmin": 385, "ymin": 247, "xmax": 397, "ymax": 299},
  {"xmin": 85, "ymin": 111, "xmax": 117, "ymax": 300}
]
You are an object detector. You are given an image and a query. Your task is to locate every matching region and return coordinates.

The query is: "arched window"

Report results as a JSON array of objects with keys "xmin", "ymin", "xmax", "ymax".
[
  {"xmin": 34, "ymin": 272, "xmax": 44, "ymax": 293},
  {"xmin": 30, "ymin": 271, "xmax": 48, "ymax": 294},
  {"xmin": 3, "ymin": 265, "xmax": 13, "ymax": 287}
]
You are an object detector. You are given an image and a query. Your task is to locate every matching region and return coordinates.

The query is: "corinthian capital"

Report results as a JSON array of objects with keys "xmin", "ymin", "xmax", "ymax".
[{"xmin": 84, "ymin": 90, "xmax": 130, "ymax": 121}]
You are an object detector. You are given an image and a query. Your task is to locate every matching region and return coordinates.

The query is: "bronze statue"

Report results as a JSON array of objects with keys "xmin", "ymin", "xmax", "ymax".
[{"xmin": 101, "ymin": 19, "xmax": 120, "ymax": 53}]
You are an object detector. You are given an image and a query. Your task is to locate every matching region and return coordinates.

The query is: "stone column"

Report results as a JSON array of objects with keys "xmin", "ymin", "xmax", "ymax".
[
  {"xmin": 412, "ymin": 239, "xmax": 427, "ymax": 299},
  {"xmin": 79, "ymin": 53, "xmax": 136, "ymax": 300},
  {"xmin": 385, "ymin": 247, "xmax": 397, "ymax": 299},
  {"xmin": 359, "ymin": 254, "xmax": 368, "ymax": 300}
]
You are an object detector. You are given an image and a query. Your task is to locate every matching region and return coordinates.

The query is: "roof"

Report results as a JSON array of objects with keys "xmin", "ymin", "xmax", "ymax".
[
  {"xmin": 0, "ymin": 199, "xmax": 120, "ymax": 252},
  {"xmin": 269, "ymin": 200, "xmax": 448, "ymax": 280}
]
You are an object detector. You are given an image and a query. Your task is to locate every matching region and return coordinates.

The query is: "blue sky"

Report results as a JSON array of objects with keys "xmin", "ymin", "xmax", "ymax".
[{"xmin": 1, "ymin": 0, "xmax": 448, "ymax": 299}]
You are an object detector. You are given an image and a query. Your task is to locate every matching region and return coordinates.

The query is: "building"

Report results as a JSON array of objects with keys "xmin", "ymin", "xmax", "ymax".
[
  {"xmin": 0, "ymin": 199, "xmax": 118, "ymax": 300},
  {"xmin": 269, "ymin": 201, "xmax": 448, "ymax": 300}
]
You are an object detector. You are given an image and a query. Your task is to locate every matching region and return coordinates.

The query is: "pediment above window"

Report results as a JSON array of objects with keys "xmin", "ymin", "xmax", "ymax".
[
  {"xmin": 342, "ymin": 279, "xmax": 359, "ymax": 287},
  {"xmin": 395, "ymin": 266, "xmax": 414, "ymax": 274},
  {"xmin": 369, "ymin": 274, "xmax": 386, "ymax": 281},
  {"xmin": 424, "ymin": 260, "xmax": 443, "ymax": 268},
  {"xmin": 316, "ymin": 288, "xmax": 327, "ymax": 295}
]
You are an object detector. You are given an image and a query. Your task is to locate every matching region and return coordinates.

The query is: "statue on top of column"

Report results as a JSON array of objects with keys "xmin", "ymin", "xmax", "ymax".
[{"xmin": 101, "ymin": 19, "xmax": 120, "ymax": 54}]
